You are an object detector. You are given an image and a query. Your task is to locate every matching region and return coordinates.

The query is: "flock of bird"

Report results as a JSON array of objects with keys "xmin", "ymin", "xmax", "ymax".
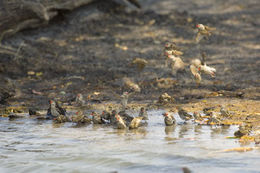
[
  {"xmin": 25, "ymin": 23, "xmax": 220, "ymax": 130},
  {"xmin": 164, "ymin": 23, "xmax": 216, "ymax": 84},
  {"xmin": 27, "ymin": 90, "xmax": 232, "ymax": 130}
]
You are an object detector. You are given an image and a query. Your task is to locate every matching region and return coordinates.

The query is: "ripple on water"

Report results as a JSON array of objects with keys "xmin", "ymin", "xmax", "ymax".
[{"xmin": 0, "ymin": 110, "xmax": 259, "ymax": 172}]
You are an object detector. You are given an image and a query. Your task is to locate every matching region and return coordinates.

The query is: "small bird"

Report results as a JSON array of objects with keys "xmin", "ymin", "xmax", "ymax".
[
  {"xmin": 101, "ymin": 110, "xmax": 111, "ymax": 121},
  {"xmin": 131, "ymin": 58, "xmax": 148, "ymax": 72},
  {"xmin": 91, "ymin": 112, "xmax": 102, "ymax": 124},
  {"xmin": 119, "ymin": 110, "xmax": 134, "ymax": 126},
  {"xmin": 164, "ymin": 42, "xmax": 183, "ymax": 67},
  {"xmin": 47, "ymin": 100, "xmax": 66, "ymax": 119},
  {"xmin": 190, "ymin": 64, "xmax": 201, "ymax": 84},
  {"xmin": 199, "ymin": 64, "xmax": 216, "ymax": 77},
  {"xmin": 163, "ymin": 112, "xmax": 176, "ymax": 126},
  {"xmin": 115, "ymin": 114, "xmax": 127, "ymax": 129},
  {"xmin": 72, "ymin": 111, "xmax": 91, "ymax": 124},
  {"xmin": 193, "ymin": 112, "xmax": 203, "ymax": 121},
  {"xmin": 168, "ymin": 55, "xmax": 186, "ymax": 74},
  {"xmin": 75, "ymin": 93, "xmax": 85, "ymax": 106},
  {"xmin": 53, "ymin": 115, "xmax": 70, "ymax": 123},
  {"xmin": 164, "ymin": 42, "xmax": 181, "ymax": 51},
  {"xmin": 120, "ymin": 92, "xmax": 129, "ymax": 111},
  {"xmin": 178, "ymin": 108, "xmax": 193, "ymax": 121},
  {"xmin": 195, "ymin": 24, "xmax": 215, "ymax": 42},
  {"xmin": 203, "ymin": 107, "xmax": 215, "ymax": 116},
  {"xmin": 129, "ymin": 117, "xmax": 143, "ymax": 129},
  {"xmin": 109, "ymin": 110, "xmax": 117, "ymax": 125},
  {"xmin": 139, "ymin": 107, "xmax": 148, "ymax": 120},
  {"xmin": 220, "ymin": 106, "xmax": 231, "ymax": 118},
  {"xmin": 29, "ymin": 108, "xmax": 41, "ymax": 117}
]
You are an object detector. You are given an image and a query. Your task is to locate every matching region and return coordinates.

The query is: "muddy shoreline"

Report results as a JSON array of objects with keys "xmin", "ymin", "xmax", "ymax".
[{"xmin": 0, "ymin": 0, "xmax": 260, "ymax": 142}]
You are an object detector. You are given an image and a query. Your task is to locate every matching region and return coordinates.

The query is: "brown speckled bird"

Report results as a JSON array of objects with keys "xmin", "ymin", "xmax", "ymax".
[
  {"xmin": 163, "ymin": 112, "xmax": 176, "ymax": 126},
  {"xmin": 195, "ymin": 24, "xmax": 215, "ymax": 42}
]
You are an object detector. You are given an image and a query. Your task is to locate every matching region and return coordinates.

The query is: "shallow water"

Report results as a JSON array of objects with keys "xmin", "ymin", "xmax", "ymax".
[{"xmin": 0, "ymin": 110, "xmax": 259, "ymax": 173}]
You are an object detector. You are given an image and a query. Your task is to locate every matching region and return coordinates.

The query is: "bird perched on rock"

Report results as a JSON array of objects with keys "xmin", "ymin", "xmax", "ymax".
[
  {"xmin": 139, "ymin": 107, "xmax": 148, "ymax": 120},
  {"xmin": 129, "ymin": 117, "xmax": 143, "ymax": 129},
  {"xmin": 47, "ymin": 100, "xmax": 66, "ymax": 119},
  {"xmin": 75, "ymin": 93, "xmax": 85, "ymax": 106},
  {"xmin": 131, "ymin": 58, "xmax": 148, "ymax": 72},
  {"xmin": 91, "ymin": 112, "xmax": 102, "ymax": 124},
  {"xmin": 163, "ymin": 112, "xmax": 176, "ymax": 126},
  {"xmin": 177, "ymin": 108, "xmax": 193, "ymax": 121},
  {"xmin": 195, "ymin": 23, "xmax": 215, "ymax": 42},
  {"xmin": 115, "ymin": 114, "xmax": 127, "ymax": 129}
]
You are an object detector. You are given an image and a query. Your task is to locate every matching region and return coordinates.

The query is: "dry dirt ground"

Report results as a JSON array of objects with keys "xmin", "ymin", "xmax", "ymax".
[{"xmin": 0, "ymin": 0, "xmax": 259, "ymax": 117}]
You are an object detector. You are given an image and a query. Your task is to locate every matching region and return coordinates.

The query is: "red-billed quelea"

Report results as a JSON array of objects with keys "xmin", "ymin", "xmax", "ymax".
[
  {"xmin": 91, "ymin": 112, "xmax": 102, "ymax": 124},
  {"xmin": 115, "ymin": 114, "xmax": 127, "ymax": 129},
  {"xmin": 177, "ymin": 108, "xmax": 193, "ymax": 121},
  {"xmin": 195, "ymin": 24, "xmax": 215, "ymax": 42},
  {"xmin": 167, "ymin": 54, "xmax": 186, "ymax": 74},
  {"xmin": 75, "ymin": 93, "xmax": 85, "ymax": 106},
  {"xmin": 163, "ymin": 112, "xmax": 176, "ymax": 126},
  {"xmin": 139, "ymin": 107, "xmax": 148, "ymax": 120},
  {"xmin": 47, "ymin": 100, "xmax": 66, "ymax": 119},
  {"xmin": 190, "ymin": 59, "xmax": 202, "ymax": 84},
  {"xmin": 129, "ymin": 117, "xmax": 143, "ymax": 129},
  {"xmin": 164, "ymin": 42, "xmax": 183, "ymax": 67}
]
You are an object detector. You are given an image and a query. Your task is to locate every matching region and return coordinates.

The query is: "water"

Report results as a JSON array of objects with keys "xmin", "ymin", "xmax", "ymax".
[{"xmin": 0, "ymin": 110, "xmax": 259, "ymax": 173}]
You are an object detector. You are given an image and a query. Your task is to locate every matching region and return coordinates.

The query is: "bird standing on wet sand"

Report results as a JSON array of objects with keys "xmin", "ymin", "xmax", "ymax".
[
  {"xmin": 75, "ymin": 93, "xmax": 85, "ymax": 106},
  {"xmin": 115, "ymin": 114, "xmax": 127, "ymax": 129},
  {"xmin": 129, "ymin": 117, "xmax": 143, "ymax": 129},
  {"xmin": 163, "ymin": 112, "xmax": 176, "ymax": 126},
  {"xmin": 47, "ymin": 100, "xmax": 66, "ymax": 119},
  {"xmin": 220, "ymin": 106, "xmax": 231, "ymax": 118},
  {"xmin": 177, "ymin": 108, "xmax": 193, "ymax": 121},
  {"xmin": 193, "ymin": 111, "xmax": 203, "ymax": 121},
  {"xmin": 119, "ymin": 110, "xmax": 134, "ymax": 126},
  {"xmin": 91, "ymin": 112, "xmax": 103, "ymax": 124},
  {"xmin": 72, "ymin": 111, "xmax": 91, "ymax": 124},
  {"xmin": 139, "ymin": 107, "xmax": 148, "ymax": 120},
  {"xmin": 109, "ymin": 110, "xmax": 117, "ymax": 125},
  {"xmin": 195, "ymin": 23, "xmax": 215, "ymax": 42}
]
